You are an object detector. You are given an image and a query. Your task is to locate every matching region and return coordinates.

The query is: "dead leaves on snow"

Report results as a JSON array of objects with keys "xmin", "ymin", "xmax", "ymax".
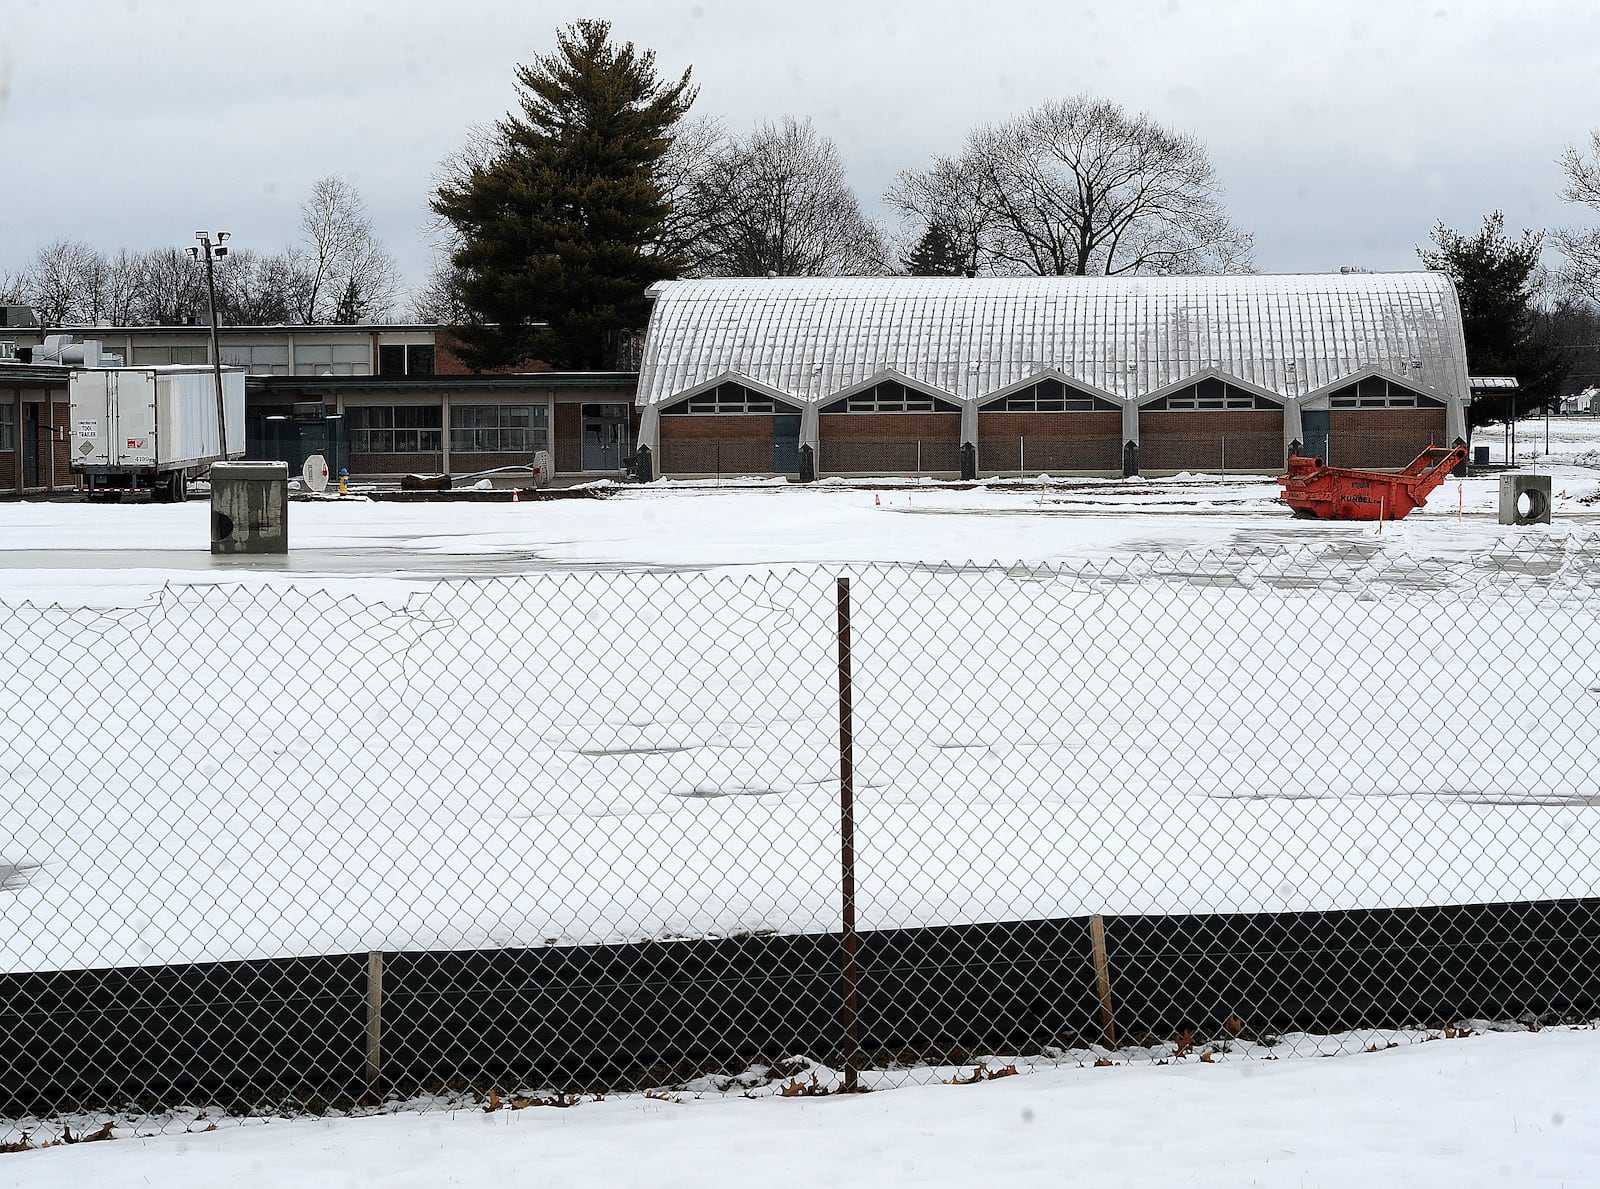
[
  {"xmin": 780, "ymin": 1073, "xmax": 837, "ymax": 1097},
  {"xmin": 942, "ymin": 1062, "xmax": 1019, "ymax": 1085},
  {"xmin": 1422, "ymin": 1026, "xmax": 1477, "ymax": 1042},
  {"xmin": 1, "ymin": 1119, "xmax": 115, "ymax": 1154},
  {"xmin": 482, "ymin": 1088, "xmax": 603, "ymax": 1112}
]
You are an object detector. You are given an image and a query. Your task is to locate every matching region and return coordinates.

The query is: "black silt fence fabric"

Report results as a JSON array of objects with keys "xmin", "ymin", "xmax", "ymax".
[{"xmin": 3, "ymin": 899, "xmax": 1595, "ymax": 1114}]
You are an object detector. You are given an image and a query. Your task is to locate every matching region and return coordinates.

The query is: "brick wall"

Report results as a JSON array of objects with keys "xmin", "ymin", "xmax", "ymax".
[
  {"xmin": 1329, "ymin": 409, "xmax": 1447, "ymax": 469},
  {"xmin": 977, "ymin": 411, "xmax": 1122, "ymax": 474},
  {"xmin": 451, "ymin": 451, "xmax": 544, "ymax": 473},
  {"xmin": 1139, "ymin": 409, "xmax": 1284, "ymax": 473},
  {"xmin": 350, "ymin": 451, "xmax": 446, "ymax": 476},
  {"xmin": 46, "ymin": 400, "xmax": 70, "ymax": 487},
  {"xmin": 818, "ymin": 412, "xmax": 962, "ymax": 474},
  {"xmin": 554, "ymin": 404, "xmax": 582, "ymax": 473},
  {"xmin": 1, "ymin": 400, "xmax": 72, "ymax": 492},
  {"xmin": 433, "ymin": 335, "xmax": 552, "ymax": 377},
  {"xmin": 659, "ymin": 415, "xmax": 777, "ymax": 474}
]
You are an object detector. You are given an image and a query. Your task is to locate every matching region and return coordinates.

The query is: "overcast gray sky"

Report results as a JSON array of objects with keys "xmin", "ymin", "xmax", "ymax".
[{"xmin": 3, "ymin": 0, "xmax": 1595, "ymax": 305}]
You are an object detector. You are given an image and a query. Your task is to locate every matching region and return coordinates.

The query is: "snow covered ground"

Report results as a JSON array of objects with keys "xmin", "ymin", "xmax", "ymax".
[
  {"xmin": 2, "ymin": 426, "xmax": 1599, "ymax": 971},
  {"xmin": 2, "ymin": 417, "xmax": 1600, "ymax": 1181},
  {"xmin": 0, "ymin": 417, "xmax": 1598, "ymax": 606},
  {"xmin": 4, "ymin": 1027, "xmax": 1599, "ymax": 1188}
]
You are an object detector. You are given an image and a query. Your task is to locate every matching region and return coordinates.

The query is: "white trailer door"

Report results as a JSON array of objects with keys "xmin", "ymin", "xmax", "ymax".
[
  {"xmin": 71, "ymin": 370, "xmax": 114, "ymax": 467},
  {"xmin": 117, "ymin": 372, "xmax": 158, "ymax": 467}
]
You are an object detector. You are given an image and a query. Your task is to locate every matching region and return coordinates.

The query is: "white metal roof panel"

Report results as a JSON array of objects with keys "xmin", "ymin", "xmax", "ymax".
[{"xmin": 636, "ymin": 273, "xmax": 1470, "ymax": 407}]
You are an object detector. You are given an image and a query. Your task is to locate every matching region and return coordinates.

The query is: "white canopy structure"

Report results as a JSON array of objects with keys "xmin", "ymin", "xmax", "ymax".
[{"xmin": 634, "ymin": 273, "xmax": 1470, "ymax": 476}]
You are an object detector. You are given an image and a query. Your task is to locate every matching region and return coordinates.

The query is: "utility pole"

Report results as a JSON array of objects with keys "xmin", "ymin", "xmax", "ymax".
[{"xmin": 189, "ymin": 231, "xmax": 231, "ymax": 458}]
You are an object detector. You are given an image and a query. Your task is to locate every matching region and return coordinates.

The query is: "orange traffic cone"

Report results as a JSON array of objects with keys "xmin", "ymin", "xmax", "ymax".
[{"xmin": 512, "ymin": 487, "xmax": 520, "ymax": 503}]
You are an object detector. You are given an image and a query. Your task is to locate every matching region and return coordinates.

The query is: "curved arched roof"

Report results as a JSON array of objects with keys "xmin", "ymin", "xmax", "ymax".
[{"xmin": 635, "ymin": 273, "xmax": 1469, "ymax": 407}]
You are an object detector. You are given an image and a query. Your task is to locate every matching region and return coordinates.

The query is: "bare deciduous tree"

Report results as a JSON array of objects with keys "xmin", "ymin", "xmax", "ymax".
[
  {"xmin": 131, "ymin": 248, "xmax": 208, "ymax": 327},
  {"xmin": 297, "ymin": 174, "xmax": 401, "ymax": 322},
  {"xmin": 691, "ymin": 117, "xmax": 886, "ymax": 277},
  {"xmin": 1555, "ymin": 130, "xmax": 1600, "ymax": 304},
  {"xmin": 889, "ymin": 95, "xmax": 1254, "ymax": 277},
  {"xmin": 23, "ymin": 239, "xmax": 102, "ymax": 325},
  {"xmin": 649, "ymin": 114, "xmax": 729, "ymax": 273},
  {"xmin": 406, "ymin": 253, "xmax": 470, "ymax": 324},
  {"xmin": 213, "ymin": 248, "xmax": 309, "ymax": 325},
  {"xmin": 886, "ymin": 157, "xmax": 997, "ymax": 277}
]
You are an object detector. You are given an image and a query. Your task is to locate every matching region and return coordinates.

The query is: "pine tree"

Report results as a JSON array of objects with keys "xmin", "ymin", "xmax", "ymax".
[
  {"xmin": 432, "ymin": 20, "xmax": 694, "ymax": 370},
  {"xmin": 901, "ymin": 222, "xmax": 966, "ymax": 276},
  {"xmin": 1418, "ymin": 211, "xmax": 1568, "ymax": 428},
  {"xmin": 333, "ymin": 276, "xmax": 366, "ymax": 325}
]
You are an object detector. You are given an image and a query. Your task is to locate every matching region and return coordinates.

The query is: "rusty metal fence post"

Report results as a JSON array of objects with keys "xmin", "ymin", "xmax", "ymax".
[{"xmin": 836, "ymin": 575, "xmax": 863, "ymax": 1091}]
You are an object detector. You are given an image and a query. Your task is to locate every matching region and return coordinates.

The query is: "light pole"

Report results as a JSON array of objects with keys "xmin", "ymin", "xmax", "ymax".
[{"xmin": 188, "ymin": 231, "xmax": 230, "ymax": 460}]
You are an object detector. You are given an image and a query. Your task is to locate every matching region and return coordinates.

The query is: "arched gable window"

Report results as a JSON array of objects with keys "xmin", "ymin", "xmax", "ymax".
[
  {"xmin": 1327, "ymin": 376, "xmax": 1445, "ymax": 409},
  {"xmin": 992, "ymin": 377, "xmax": 1118, "ymax": 412},
  {"xmin": 822, "ymin": 379, "xmax": 960, "ymax": 413},
  {"xmin": 662, "ymin": 381, "xmax": 796, "ymax": 414},
  {"xmin": 1144, "ymin": 377, "xmax": 1278, "ymax": 411}
]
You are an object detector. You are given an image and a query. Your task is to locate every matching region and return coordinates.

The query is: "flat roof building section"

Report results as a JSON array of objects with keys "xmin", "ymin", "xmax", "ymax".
[{"xmin": 634, "ymin": 273, "xmax": 1471, "ymax": 478}]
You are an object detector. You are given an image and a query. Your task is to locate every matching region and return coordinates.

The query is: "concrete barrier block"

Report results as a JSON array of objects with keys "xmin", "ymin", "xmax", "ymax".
[
  {"xmin": 1498, "ymin": 473, "xmax": 1552, "ymax": 526},
  {"xmin": 211, "ymin": 461, "xmax": 290, "ymax": 554}
]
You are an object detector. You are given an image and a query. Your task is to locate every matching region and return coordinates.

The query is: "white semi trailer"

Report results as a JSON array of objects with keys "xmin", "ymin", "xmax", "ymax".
[{"xmin": 70, "ymin": 366, "xmax": 246, "ymax": 501}]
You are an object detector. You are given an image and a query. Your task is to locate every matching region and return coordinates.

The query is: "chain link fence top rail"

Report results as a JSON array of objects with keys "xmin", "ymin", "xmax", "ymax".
[{"xmin": 2, "ymin": 534, "xmax": 1599, "ymax": 1132}]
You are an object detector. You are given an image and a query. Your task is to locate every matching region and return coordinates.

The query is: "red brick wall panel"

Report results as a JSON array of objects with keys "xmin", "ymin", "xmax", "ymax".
[
  {"xmin": 50, "ymin": 401, "xmax": 70, "ymax": 486},
  {"xmin": 450, "ymin": 451, "xmax": 543, "ymax": 473},
  {"xmin": 659, "ymin": 414, "xmax": 777, "ymax": 474},
  {"xmin": 1139, "ymin": 410, "xmax": 1284, "ymax": 472},
  {"xmin": 433, "ymin": 335, "xmax": 552, "ymax": 376},
  {"xmin": 554, "ymin": 403, "xmax": 582, "ymax": 473},
  {"xmin": 1328, "ymin": 409, "xmax": 1447, "ymax": 469},
  {"xmin": 819, "ymin": 412, "xmax": 962, "ymax": 474},
  {"xmin": 350, "ymin": 451, "xmax": 446, "ymax": 476},
  {"xmin": 977, "ymin": 411, "xmax": 1122, "ymax": 474}
]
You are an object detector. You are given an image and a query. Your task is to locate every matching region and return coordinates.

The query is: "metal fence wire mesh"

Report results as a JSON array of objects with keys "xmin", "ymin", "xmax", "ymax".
[{"xmin": 2, "ymin": 536, "xmax": 1600, "ymax": 1132}]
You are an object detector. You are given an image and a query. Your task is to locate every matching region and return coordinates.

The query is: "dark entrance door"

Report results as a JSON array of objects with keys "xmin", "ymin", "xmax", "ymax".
[
  {"xmin": 581, "ymin": 404, "xmax": 629, "ymax": 471},
  {"xmin": 23, "ymin": 402, "xmax": 39, "ymax": 488},
  {"xmin": 773, "ymin": 414, "xmax": 800, "ymax": 473},
  {"xmin": 1301, "ymin": 410, "xmax": 1330, "ymax": 463}
]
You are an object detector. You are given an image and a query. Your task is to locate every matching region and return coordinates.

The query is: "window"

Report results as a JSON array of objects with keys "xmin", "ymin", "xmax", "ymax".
[
  {"xmin": 378, "ymin": 343, "xmax": 435, "ymax": 377},
  {"xmin": 828, "ymin": 379, "xmax": 956, "ymax": 413},
  {"xmin": 663, "ymin": 381, "xmax": 789, "ymax": 414},
  {"xmin": 996, "ymin": 377, "xmax": 1109, "ymax": 411},
  {"xmin": 294, "ymin": 343, "xmax": 373, "ymax": 376},
  {"xmin": 1328, "ymin": 376, "xmax": 1443, "ymax": 408},
  {"xmin": 584, "ymin": 403, "xmax": 630, "ymax": 420},
  {"xmin": 0, "ymin": 403, "xmax": 12, "ymax": 451},
  {"xmin": 347, "ymin": 405, "xmax": 442, "ymax": 453},
  {"xmin": 1149, "ymin": 377, "xmax": 1274, "ymax": 410},
  {"xmin": 131, "ymin": 345, "xmax": 209, "ymax": 366},
  {"xmin": 451, "ymin": 404, "xmax": 548, "ymax": 452},
  {"xmin": 221, "ymin": 345, "xmax": 292, "ymax": 376}
]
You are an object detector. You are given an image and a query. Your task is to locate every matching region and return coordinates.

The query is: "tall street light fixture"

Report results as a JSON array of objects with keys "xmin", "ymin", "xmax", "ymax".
[{"xmin": 188, "ymin": 231, "xmax": 231, "ymax": 460}]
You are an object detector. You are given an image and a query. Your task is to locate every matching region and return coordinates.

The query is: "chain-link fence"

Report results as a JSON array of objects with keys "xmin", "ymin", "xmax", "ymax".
[{"xmin": 3, "ymin": 536, "xmax": 1600, "ymax": 1133}]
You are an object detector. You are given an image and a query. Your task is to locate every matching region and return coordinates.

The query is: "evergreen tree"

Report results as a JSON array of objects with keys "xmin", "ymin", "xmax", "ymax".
[
  {"xmin": 432, "ymin": 20, "xmax": 694, "ymax": 370},
  {"xmin": 1418, "ymin": 211, "xmax": 1568, "ymax": 428},
  {"xmin": 333, "ymin": 275, "xmax": 367, "ymax": 325},
  {"xmin": 901, "ymin": 222, "xmax": 967, "ymax": 276}
]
